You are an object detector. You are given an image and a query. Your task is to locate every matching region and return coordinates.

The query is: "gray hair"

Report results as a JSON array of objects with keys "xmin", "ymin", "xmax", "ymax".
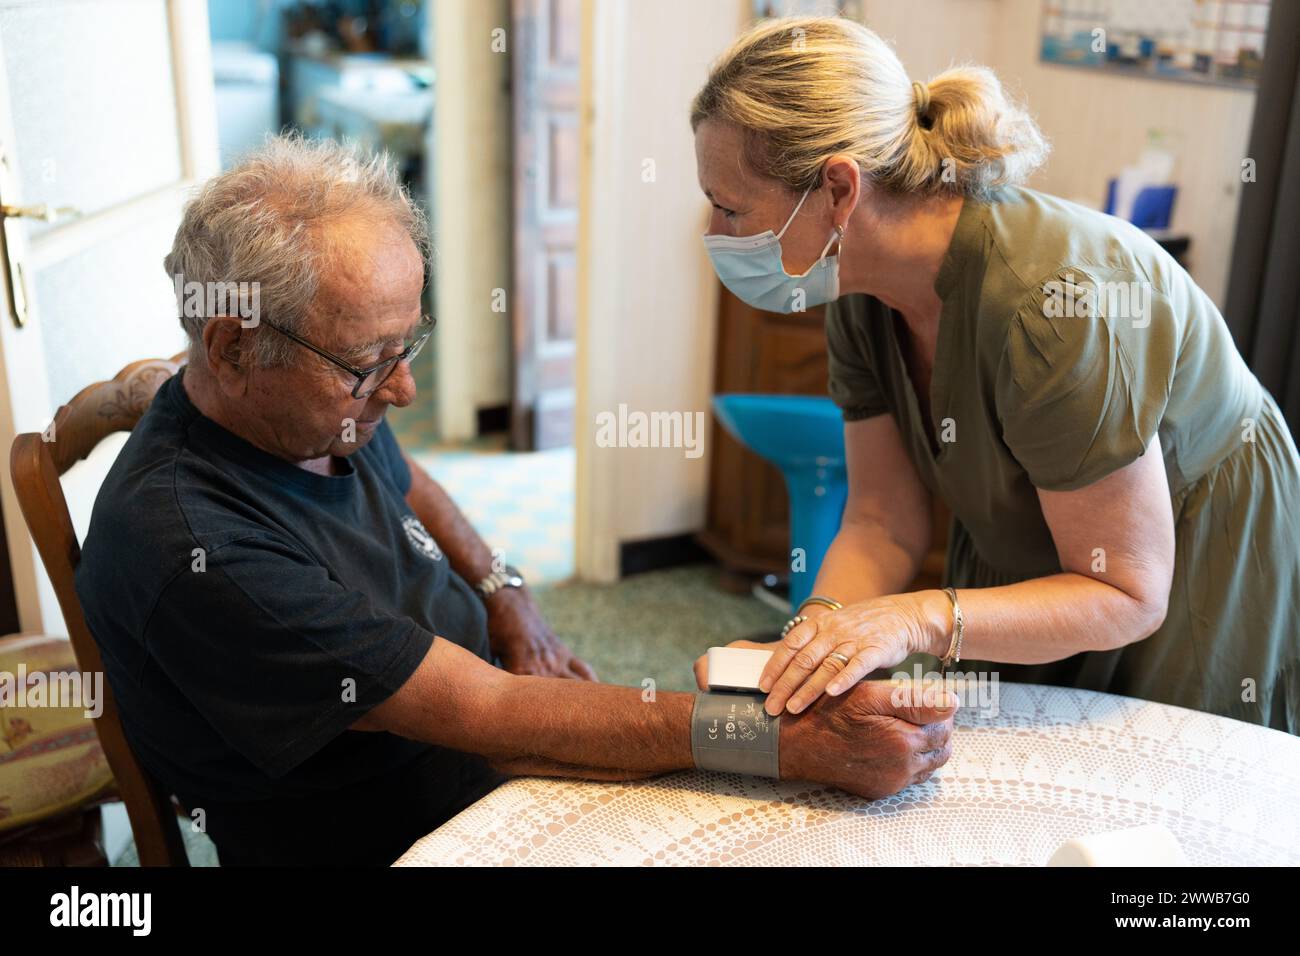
[{"xmin": 165, "ymin": 133, "xmax": 430, "ymax": 368}]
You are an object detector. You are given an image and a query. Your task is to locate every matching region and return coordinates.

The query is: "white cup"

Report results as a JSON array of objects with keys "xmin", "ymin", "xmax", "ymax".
[{"xmin": 1047, "ymin": 824, "xmax": 1188, "ymax": 866}]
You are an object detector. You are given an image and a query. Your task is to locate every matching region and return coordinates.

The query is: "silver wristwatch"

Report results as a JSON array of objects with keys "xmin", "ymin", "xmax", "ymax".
[{"xmin": 475, "ymin": 564, "xmax": 525, "ymax": 601}]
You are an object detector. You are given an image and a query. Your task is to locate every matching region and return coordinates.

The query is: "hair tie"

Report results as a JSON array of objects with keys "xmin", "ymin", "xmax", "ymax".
[{"xmin": 911, "ymin": 80, "xmax": 931, "ymax": 120}]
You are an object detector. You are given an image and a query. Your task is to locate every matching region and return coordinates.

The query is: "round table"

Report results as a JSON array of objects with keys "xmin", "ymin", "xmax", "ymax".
[{"xmin": 394, "ymin": 683, "xmax": 1300, "ymax": 866}]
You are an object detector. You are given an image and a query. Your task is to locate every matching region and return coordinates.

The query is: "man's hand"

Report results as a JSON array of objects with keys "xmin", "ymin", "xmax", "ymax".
[
  {"xmin": 780, "ymin": 679, "xmax": 958, "ymax": 800},
  {"xmin": 487, "ymin": 588, "xmax": 597, "ymax": 681}
]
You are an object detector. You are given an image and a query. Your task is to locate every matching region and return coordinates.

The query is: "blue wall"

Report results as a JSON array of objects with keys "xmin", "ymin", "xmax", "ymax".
[
  {"xmin": 208, "ymin": 1, "xmax": 428, "ymax": 56},
  {"xmin": 208, "ymin": 0, "xmax": 291, "ymax": 52}
]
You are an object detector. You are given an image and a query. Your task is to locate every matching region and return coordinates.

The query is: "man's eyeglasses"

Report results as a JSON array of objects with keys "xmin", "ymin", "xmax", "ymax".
[{"xmin": 262, "ymin": 314, "xmax": 435, "ymax": 399}]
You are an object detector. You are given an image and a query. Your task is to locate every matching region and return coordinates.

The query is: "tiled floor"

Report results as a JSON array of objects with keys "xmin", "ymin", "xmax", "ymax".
[
  {"xmin": 386, "ymin": 347, "xmax": 441, "ymax": 449},
  {"xmin": 412, "ymin": 445, "xmax": 575, "ymax": 585},
  {"xmin": 533, "ymin": 564, "xmax": 786, "ymax": 690}
]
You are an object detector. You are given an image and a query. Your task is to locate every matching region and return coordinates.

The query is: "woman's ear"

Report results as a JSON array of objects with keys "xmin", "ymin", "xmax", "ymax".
[{"xmin": 822, "ymin": 154, "xmax": 861, "ymax": 222}]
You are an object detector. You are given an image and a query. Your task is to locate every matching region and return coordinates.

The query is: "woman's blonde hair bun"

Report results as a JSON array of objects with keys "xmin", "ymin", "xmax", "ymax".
[{"xmin": 691, "ymin": 16, "xmax": 1050, "ymax": 201}]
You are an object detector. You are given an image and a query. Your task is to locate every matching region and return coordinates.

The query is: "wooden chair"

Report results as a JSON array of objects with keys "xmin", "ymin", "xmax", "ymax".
[{"xmin": 9, "ymin": 355, "xmax": 190, "ymax": 866}]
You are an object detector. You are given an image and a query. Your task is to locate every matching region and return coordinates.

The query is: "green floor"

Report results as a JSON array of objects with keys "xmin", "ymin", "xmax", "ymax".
[
  {"xmin": 112, "ymin": 563, "xmax": 785, "ymax": 865},
  {"xmin": 534, "ymin": 564, "xmax": 785, "ymax": 690}
]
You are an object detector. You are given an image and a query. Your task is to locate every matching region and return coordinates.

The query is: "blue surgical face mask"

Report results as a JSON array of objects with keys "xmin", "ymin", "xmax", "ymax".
[{"xmin": 703, "ymin": 183, "xmax": 844, "ymax": 314}]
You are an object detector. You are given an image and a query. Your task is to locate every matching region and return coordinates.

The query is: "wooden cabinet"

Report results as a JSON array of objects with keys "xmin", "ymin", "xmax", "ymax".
[
  {"xmin": 698, "ymin": 286, "xmax": 948, "ymax": 592},
  {"xmin": 698, "ymin": 289, "xmax": 827, "ymax": 578}
]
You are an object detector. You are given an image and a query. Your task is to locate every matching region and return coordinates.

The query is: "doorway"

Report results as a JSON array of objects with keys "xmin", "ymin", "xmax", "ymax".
[{"xmin": 0, "ymin": 0, "xmax": 217, "ymax": 636}]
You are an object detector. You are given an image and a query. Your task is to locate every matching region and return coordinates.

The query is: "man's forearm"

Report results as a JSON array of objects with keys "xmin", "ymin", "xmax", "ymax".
[
  {"xmin": 359, "ymin": 638, "xmax": 951, "ymax": 799},
  {"xmin": 470, "ymin": 672, "xmax": 697, "ymax": 777},
  {"xmin": 475, "ymin": 676, "xmax": 810, "ymax": 783},
  {"xmin": 403, "ymin": 452, "xmax": 496, "ymax": 584},
  {"xmin": 400, "ymin": 452, "xmax": 595, "ymax": 679},
  {"xmin": 358, "ymin": 639, "xmax": 694, "ymax": 775}
]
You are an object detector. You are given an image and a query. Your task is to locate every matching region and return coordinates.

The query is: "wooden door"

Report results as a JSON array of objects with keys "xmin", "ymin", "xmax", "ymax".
[{"xmin": 510, "ymin": 0, "xmax": 579, "ymax": 450}]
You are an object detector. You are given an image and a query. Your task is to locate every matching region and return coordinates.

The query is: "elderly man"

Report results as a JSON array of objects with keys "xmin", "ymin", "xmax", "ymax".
[{"xmin": 75, "ymin": 135, "xmax": 956, "ymax": 866}]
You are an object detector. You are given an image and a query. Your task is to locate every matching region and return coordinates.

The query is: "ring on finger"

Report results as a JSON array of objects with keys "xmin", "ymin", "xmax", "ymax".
[{"xmin": 826, "ymin": 651, "xmax": 851, "ymax": 670}]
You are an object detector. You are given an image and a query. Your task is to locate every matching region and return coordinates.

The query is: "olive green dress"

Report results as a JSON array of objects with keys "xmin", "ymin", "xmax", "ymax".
[{"xmin": 825, "ymin": 186, "xmax": 1300, "ymax": 734}]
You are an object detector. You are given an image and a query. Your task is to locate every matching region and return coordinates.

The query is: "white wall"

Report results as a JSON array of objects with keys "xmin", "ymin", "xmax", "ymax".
[
  {"xmin": 576, "ymin": 0, "xmax": 744, "ymax": 580},
  {"xmin": 432, "ymin": 0, "xmax": 512, "ymax": 442},
  {"xmin": 866, "ymin": 0, "xmax": 1255, "ymax": 306},
  {"xmin": 862, "ymin": 0, "xmax": 1002, "ymax": 74}
]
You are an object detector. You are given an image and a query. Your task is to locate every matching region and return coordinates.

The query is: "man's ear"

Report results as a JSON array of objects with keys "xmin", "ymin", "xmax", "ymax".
[{"xmin": 201, "ymin": 316, "xmax": 252, "ymax": 393}]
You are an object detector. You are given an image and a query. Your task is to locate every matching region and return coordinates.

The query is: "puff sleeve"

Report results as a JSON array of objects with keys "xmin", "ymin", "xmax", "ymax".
[{"xmin": 996, "ymin": 266, "xmax": 1178, "ymax": 491}]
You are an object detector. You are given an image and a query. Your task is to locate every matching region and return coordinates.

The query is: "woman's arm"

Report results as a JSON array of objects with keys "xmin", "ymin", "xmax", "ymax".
[
  {"xmin": 695, "ymin": 412, "xmax": 929, "ymax": 694},
  {"xmin": 810, "ymin": 413, "xmax": 934, "ymax": 604},
  {"xmin": 912, "ymin": 432, "xmax": 1175, "ymax": 665},
  {"xmin": 760, "ymin": 435, "xmax": 1176, "ymax": 714}
]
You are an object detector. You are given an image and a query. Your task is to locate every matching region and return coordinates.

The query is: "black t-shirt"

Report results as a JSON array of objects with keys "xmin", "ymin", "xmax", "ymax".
[{"xmin": 75, "ymin": 370, "xmax": 500, "ymax": 864}]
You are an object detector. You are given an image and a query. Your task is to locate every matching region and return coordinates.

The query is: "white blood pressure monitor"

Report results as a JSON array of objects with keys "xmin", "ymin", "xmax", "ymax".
[{"xmin": 705, "ymin": 646, "xmax": 775, "ymax": 693}]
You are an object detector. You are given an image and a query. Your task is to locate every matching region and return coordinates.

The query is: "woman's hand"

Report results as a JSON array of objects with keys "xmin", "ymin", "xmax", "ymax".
[{"xmin": 759, "ymin": 592, "xmax": 946, "ymax": 716}]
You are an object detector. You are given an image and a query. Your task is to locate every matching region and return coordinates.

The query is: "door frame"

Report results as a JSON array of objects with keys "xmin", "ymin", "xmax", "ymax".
[
  {"xmin": 573, "ymin": 0, "xmax": 623, "ymax": 582},
  {"xmin": 0, "ymin": 0, "xmax": 218, "ymax": 633},
  {"xmin": 431, "ymin": 0, "xmax": 512, "ymax": 445}
]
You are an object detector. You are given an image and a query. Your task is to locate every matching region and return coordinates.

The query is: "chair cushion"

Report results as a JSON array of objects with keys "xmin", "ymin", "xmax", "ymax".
[{"xmin": 0, "ymin": 634, "xmax": 114, "ymax": 832}]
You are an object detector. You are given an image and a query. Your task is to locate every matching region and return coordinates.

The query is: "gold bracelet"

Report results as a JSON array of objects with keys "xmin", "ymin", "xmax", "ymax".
[
  {"xmin": 798, "ymin": 595, "xmax": 843, "ymax": 614},
  {"xmin": 940, "ymin": 587, "xmax": 964, "ymax": 673}
]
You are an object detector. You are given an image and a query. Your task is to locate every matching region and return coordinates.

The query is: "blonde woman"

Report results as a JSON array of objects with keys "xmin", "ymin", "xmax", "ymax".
[{"xmin": 691, "ymin": 16, "xmax": 1300, "ymax": 732}]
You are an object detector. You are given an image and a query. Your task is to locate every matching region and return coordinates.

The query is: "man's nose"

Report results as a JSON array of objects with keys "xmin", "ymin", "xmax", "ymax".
[{"xmin": 374, "ymin": 360, "xmax": 417, "ymax": 407}]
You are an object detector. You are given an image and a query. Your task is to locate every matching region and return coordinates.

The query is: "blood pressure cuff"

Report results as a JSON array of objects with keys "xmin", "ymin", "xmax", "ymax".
[{"xmin": 690, "ymin": 693, "xmax": 780, "ymax": 778}]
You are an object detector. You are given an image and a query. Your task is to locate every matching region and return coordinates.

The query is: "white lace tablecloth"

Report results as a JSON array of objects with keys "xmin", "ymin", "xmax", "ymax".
[{"xmin": 394, "ymin": 683, "xmax": 1300, "ymax": 866}]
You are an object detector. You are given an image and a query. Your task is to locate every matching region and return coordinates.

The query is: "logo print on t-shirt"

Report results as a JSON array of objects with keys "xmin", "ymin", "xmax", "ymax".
[{"xmin": 401, "ymin": 515, "xmax": 442, "ymax": 561}]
